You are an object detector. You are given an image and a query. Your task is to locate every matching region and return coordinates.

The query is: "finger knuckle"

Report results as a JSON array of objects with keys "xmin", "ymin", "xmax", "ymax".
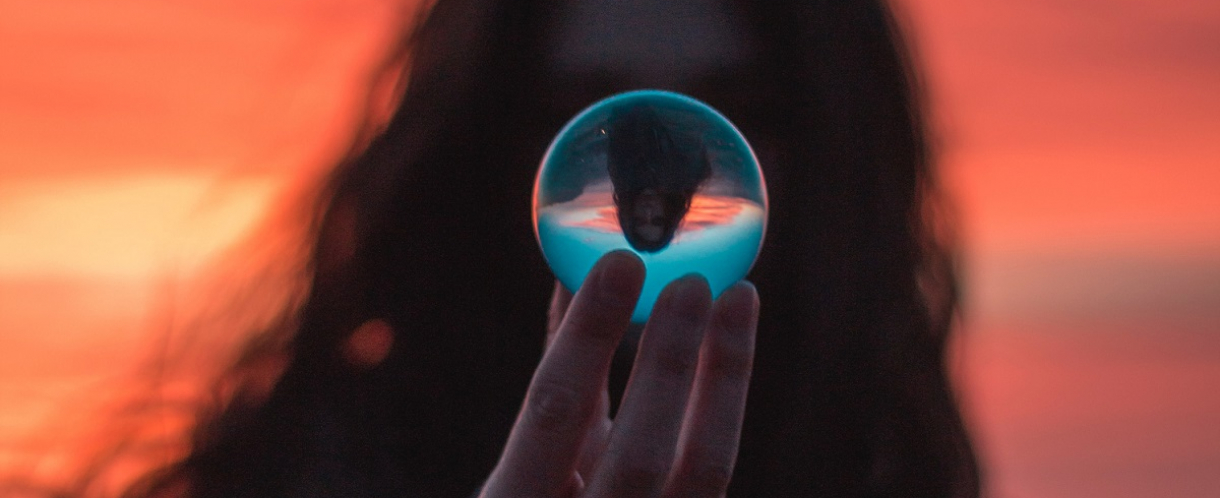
[
  {"xmin": 651, "ymin": 340, "xmax": 699, "ymax": 377},
  {"xmin": 563, "ymin": 312, "xmax": 621, "ymax": 344},
  {"xmin": 524, "ymin": 379, "xmax": 586, "ymax": 434},
  {"xmin": 705, "ymin": 341, "xmax": 753, "ymax": 378},
  {"xmin": 675, "ymin": 442, "xmax": 736, "ymax": 490},
  {"xmin": 615, "ymin": 456, "xmax": 669, "ymax": 492}
]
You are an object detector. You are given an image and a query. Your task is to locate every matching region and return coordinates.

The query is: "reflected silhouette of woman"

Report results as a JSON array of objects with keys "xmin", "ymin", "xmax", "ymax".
[
  {"xmin": 606, "ymin": 104, "xmax": 712, "ymax": 252},
  {"xmin": 85, "ymin": 0, "xmax": 983, "ymax": 497}
]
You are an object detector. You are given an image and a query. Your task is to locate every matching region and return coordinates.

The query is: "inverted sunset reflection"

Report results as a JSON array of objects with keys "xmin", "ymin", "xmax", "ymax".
[
  {"xmin": 557, "ymin": 190, "xmax": 748, "ymax": 235},
  {"xmin": 536, "ymin": 189, "xmax": 764, "ymax": 323}
]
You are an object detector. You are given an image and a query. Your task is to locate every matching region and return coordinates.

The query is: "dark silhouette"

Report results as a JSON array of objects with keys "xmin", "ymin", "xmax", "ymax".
[
  {"xmin": 606, "ymin": 103, "xmax": 712, "ymax": 252},
  {"xmin": 108, "ymin": 0, "xmax": 981, "ymax": 497}
]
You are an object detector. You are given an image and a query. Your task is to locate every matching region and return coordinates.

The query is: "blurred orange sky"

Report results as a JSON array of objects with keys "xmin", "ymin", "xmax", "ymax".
[{"xmin": 1, "ymin": 0, "xmax": 1217, "ymax": 496}]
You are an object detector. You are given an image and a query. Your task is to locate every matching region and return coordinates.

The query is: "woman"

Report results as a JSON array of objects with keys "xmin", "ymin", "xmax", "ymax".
[
  {"xmin": 126, "ymin": 0, "xmax": 979, "ymax": 496},
  {"xmin": 605, "ymin": 103, "xmax": 713, "ymax": 252}
]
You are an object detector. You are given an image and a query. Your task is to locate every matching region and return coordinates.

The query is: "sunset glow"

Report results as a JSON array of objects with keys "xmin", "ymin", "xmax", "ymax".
[{"xmin": 1, "ymin": 0, "xmax": 1218, "ymax": 496}]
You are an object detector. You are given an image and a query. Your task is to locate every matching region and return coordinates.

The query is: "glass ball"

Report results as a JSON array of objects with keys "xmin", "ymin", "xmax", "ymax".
[{"xmin": 533, "ymin": 90, "xmax": 768, "ymax": 323}]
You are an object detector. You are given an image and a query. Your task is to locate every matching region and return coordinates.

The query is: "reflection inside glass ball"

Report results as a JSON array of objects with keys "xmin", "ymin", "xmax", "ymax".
[
  {"xmin": 607, "ymin": 103, "xmax": 712, "ymax": 252},
  {"xmin": 533, "ymin": 90, "xmax": 767, "ymax": 323}
]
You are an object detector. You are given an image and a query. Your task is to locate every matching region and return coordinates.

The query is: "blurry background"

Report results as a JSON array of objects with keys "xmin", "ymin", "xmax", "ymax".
[{"xmin": 1, "ymin": 0, "xmax": 1217, "ymax": 496}]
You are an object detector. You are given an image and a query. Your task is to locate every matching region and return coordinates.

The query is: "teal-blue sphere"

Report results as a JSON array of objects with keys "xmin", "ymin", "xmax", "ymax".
[{"xmin": 533, "ymin": 90, "xmax": 767, "ymax": 323}]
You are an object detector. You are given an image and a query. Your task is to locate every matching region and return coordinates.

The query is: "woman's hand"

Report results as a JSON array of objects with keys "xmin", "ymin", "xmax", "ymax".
[{"xmin": 481, "ymin": 250, "xmax": 759, "ymax": 497}]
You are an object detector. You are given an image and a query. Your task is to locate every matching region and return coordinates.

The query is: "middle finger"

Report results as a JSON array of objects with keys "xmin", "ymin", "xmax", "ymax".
[{"xmin": 588, "ymin": 273, "xmax": 713, "ymax": 497}]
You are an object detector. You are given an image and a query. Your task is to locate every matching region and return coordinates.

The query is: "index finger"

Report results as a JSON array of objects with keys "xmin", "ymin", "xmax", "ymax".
[{"xmin": 486, "ymin": 251, "xmax": 644, "ymax": 496}]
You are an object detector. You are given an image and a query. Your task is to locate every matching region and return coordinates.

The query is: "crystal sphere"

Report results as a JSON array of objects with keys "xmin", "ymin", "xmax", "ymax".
[{"xmin": 533, "ymin": 90, "xmax": 768, "ymax": 323}]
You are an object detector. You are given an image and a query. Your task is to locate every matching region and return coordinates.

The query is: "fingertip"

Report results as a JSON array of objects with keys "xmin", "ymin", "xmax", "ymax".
[
  {"xmin": 654, "ymin": 273, "xmax": 713, "ymax": 321},
  {"xmin": 715, "ymin": 281, "xmax": 760, "ymax": 329},
  {"xmin": 676, "ymin": 272, "xmax": 713, "ymax": 304},
  {"xmin": 594, "ymin": 250, "xmax": 645, "ymax": 299},
  {"xmin": 722, "ymin": 280, "xmax": 759, "ymax": 306},
  {"xmin": 558, "ymin": 251, "xmax": 645, "ymax": 342},
  {"xmin": 600, "ymin": 249, "xmax": 645, "ymax": 275}
]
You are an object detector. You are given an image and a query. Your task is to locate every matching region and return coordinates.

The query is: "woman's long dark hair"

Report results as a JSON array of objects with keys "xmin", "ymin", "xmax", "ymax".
[{"xmin": 134, "ymin": 0, "xmax": 980, "ymax": 496}]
